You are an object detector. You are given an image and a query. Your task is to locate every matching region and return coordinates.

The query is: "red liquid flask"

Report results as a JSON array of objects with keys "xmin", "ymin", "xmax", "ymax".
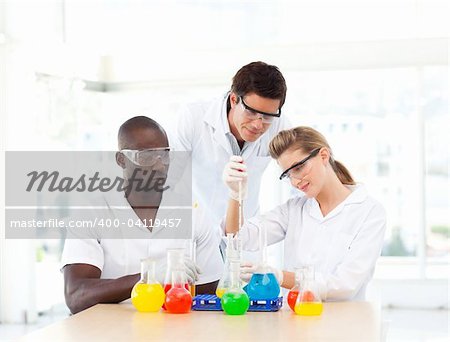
[
  {"xmin": 162, "ymin": 248, "xmax": 189, "ymax": 310},
  {"xmin": 164, "ymin": 270, "xmax": 192, "ymax": 314}
]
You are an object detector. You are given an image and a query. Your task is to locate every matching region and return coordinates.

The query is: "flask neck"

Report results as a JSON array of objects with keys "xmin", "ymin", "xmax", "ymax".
[
  {"xmin": 167, "ymin": 248, "xmax": 185, "ymax": 270},
  {"xmin": 139, "ymin": 258, "xmax": 157, "ymax": 284},
  {"xmin": 171, "ymin": 270, "xmax": 187, "ymax": 288},
  {"xmin": 228, "ymin": 261, "xmax": 241, "ymax": 289}
]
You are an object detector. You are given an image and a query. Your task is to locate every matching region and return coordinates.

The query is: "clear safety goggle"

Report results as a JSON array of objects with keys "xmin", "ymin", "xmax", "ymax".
[
  {"xmin": 120, "ymin": 147, "xmax": 171, "ymax": 167},
  {"xmin": 239, "ymin": 96, "xmax": 281, "ymax": 124},
  {"xmin": 279, "ymin": 148, "xmax": 321, "ymax": 181}
]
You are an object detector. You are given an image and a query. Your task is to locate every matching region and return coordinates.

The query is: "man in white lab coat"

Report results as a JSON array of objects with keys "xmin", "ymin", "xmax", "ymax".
[
  {"xmin": 171, "ymin": 61, "xmax": 291, "ymax": 247},
  {"xmin": 62, "ymin": 116, "xmax": 222, "ymax": 314}
]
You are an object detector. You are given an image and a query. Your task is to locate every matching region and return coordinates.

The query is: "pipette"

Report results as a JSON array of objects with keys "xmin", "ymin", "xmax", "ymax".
[{"xmin": 238, "ymin": 180, "xmax": 243, "ymax": 233}]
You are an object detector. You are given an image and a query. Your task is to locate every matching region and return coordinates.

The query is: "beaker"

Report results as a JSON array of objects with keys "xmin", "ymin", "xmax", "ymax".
[
  {"xmin": 164, "ymin": 270, "xmax": 192, "ymax": 314},
  {"xmin": 131, "ymin": 258, "xmax": 165, "ymax": 312},
  {"xmin": 294, "ymin": 265, "xmax": 323, "ymax": 316},
  {"xmin": 221, "ymin": 260, "xmax": 249, "ymax": 315},
  {"xmin": 246, "ymin": 223, "xmax": 280, "ymax": 300}
]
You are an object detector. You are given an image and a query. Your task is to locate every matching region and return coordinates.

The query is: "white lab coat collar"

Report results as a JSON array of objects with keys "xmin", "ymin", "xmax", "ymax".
[
  {"xmin": 202, "ymin": 92, "xmax": 263, "ymax": 158},
  {"xmin": 202, "ymin": 93, "xmax": 233, "ymax": 155},
  {"xmin": 308, "ymin": 183, "xmax": 368, "ymax": 222}
]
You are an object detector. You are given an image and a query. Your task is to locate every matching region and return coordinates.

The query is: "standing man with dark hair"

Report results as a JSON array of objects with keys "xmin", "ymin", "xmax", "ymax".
[{"xmin": 172, "ymin": 61, "xmax": 290, "ymax": 250}]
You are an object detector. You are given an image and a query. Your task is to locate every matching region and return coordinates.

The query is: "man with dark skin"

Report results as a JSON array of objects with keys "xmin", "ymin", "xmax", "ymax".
[{"xmin": 62, "ymin": 116, "xmax": 221, "ymax": 314}]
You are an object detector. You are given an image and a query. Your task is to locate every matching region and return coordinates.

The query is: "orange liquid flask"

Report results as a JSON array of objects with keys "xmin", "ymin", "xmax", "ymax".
[
  {"xmin": 131, "ymin": 258, "xmax": 165, "ymax": 312},
  {"xmin": 165, "ymin": 270, "xmax": 192, "ymax": 314}
]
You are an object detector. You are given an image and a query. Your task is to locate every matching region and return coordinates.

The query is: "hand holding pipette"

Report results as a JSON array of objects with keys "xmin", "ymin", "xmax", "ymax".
[{"xmin": 222, "ymin": 155, "xmax": 248, "ymax": 201}]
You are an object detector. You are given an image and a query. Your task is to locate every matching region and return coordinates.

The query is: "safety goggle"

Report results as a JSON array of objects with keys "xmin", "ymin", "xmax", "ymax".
[
  {"xmin": 279, "ymin": 148, "xmax": 321, "ymax": 180},
  {"xmin": 120, "ymin": 147, "xmax": 171, "ymax": 167},
  {"xmin": 239, "ymin": 96, "xmax": 281, "ymax": 124}
]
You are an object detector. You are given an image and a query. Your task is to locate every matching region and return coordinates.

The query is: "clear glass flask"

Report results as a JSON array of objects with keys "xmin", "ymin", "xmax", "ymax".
[
  {"xmin": 163, "ymin": 249, "xmax": 189, "ymax": 309},
  {"xmin": 131, "ymin": 258, "xmax": 166, "ymax": 312},
  {"xmin": 246, "ymin": 223, "xmax": 280, "ymax": 300},
  {"xmin": 287, "ymin": 266, "xmax": 308, "ymax": 312},
  {"xmin": 164, "ymin": 270, "xmax": 192, "ymax": 314},
  {"xmin": 294, "ymin": 265, "xmax": 323, "ymax": 316},
  {"xmin": 221, "ymin": 260, "xmax": 249, "ymax": 315},
  {"xmin": 216, "ymin": 234, "xmax": 241, "ymax": 298}
]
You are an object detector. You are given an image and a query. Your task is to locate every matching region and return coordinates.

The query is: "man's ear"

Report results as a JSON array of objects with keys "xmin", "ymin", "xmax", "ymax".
[
  {"xmin": 230, "ymin": 92, "xmax": 240, "ymax": 109},
  {"xmin": 116, "ymin": 152, "xmax": 126, "ymax": 169}
]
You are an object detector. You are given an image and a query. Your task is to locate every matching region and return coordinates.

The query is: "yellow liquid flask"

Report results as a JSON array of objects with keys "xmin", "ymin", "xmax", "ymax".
[
  {"xmin": 221, "ymin": 261, "xmax": 249, "ymax": 315},
  {"xmin": 294, "ymin": 265, "xmax": 323, "ymax": 316},
  {"xmin": 216, "ymin": 234, "xmax": 241, "ymax": 298},
  {"xmin": 131, "ymin": 258, "xmax": 165, "ymax": 312}
]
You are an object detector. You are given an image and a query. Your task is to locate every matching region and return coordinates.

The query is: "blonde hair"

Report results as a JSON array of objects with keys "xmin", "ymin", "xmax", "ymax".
[{"xmin": 269, "ymin": 126, "xmax": 355, "ymax": 185}]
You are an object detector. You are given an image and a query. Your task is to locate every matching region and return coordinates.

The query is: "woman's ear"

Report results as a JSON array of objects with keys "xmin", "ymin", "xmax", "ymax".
[
  {"xmin": 320, "ymin": 148, "xmax": 330, "ymax": 165},
  {"xmin": 116, "ymin": 152, "xmax": 126, "ymax": 169}
]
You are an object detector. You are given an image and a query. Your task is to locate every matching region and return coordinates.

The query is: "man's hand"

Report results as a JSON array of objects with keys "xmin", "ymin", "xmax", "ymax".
[{"xmin": 222, "ymin": 155, "xmax": 248, "ymax": 201}]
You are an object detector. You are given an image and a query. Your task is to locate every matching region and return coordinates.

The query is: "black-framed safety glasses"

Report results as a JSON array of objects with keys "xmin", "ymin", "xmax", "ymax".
[
  {"xmin": 239, "ymin": 96, "xmax": 281, "ymax": 124},
  {"xmin": 279, "ymin": 148, "xmax": 321, "ymax": 180}
]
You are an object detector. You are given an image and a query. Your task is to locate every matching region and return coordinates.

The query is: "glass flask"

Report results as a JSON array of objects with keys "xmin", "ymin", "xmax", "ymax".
[
  {"xmin": 164, "ymin": 270, "xmax": 192, "ymax": 314},
  {"xmin": 287, "ymin": 266, "xmax": 308, "ymax": 312},
  {"xmin": 163, "ymin": 249, "xmax": 189, "ymax": 289},
  {"xmin": 294, "ymin": 265, "xmax": 323, "ymax": 316},
  {"xmin": 216, "ymin": 234, "xmax": 241, "ymax": 298},
  {"xmin": 131, "ymin": 258, "xmax": 166, "ymax": 312},
  {"xmin": 246, "ymin": 223, "xmax": 280, "ymax": 300},
  {"xmin": 221, "ymin": 261, "xmax": 249, "ymax": 315}
]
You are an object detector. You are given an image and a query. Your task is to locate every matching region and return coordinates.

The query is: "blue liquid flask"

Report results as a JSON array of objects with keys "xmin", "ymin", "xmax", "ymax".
[
  {"xmin": 245, "ymin": 222, "xmax": 280, "ymax": 300},
  {"xmin": 246, "ymin": 272, "xmax": 280, "ymax": 300}
]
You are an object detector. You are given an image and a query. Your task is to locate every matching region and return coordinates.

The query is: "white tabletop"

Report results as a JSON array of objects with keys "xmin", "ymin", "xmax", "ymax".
[{"xmin": 20, "ymin": 302, "xmax": 381, "ymax": 341}]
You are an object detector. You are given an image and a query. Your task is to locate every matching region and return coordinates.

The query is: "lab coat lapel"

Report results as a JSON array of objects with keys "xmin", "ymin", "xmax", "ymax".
[
  {"xmin": 308, "ymin": 184, "xmax": 368, "ymax": 222},
  {"xmin": 203, "ymin": 94, "xmax": 233, "ymax": 155}
]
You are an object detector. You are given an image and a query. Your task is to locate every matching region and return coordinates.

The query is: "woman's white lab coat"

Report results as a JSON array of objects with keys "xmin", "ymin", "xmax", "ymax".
[{"xmin": 239, "ymin": 184, "xmax": 386, "ymax": 301}]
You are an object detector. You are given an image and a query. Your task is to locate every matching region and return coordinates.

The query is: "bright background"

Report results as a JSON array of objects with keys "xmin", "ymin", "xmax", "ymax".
[{"xmin": 0, "ymin": 0, "xmax": 448, "ymax": 340}]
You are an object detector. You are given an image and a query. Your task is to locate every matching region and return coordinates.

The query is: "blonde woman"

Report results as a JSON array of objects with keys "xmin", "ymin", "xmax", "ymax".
[{"xmin": 222, "ymin": 126, "xmax": 386, "ymax": 301}]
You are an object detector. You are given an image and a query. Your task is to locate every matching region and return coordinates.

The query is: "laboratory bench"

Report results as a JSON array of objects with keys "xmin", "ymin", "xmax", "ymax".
[{"xmin": 19, "ymin": 302, "xmax": 381, "ymax": 341}]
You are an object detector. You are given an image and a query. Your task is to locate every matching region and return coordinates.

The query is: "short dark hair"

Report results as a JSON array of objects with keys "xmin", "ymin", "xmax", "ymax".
[
  {"xmin": 231, "ymin": 61, "xmax": 287, "ymax": 108},
  {"xmin": 118, "ymin": 115, "xmax": 167, "ymax": 149}
]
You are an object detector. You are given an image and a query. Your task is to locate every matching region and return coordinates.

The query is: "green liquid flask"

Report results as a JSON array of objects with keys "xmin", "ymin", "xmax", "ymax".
[
  {"xmin": 216, "ymin": 234, "xmax": 241, "ymax": 298},
  {"xmin": 221, "ymin": 260, "xmax": 249, "ymax": 315}
]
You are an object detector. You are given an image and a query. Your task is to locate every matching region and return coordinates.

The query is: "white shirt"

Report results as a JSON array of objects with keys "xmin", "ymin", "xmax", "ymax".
[
  {"xmin": 61, "ymin": 192, "xmax": 223, "ymax": 285},
  {"xmin": 170, "ymin": 93, "xmax": 291, "ymax": 229},
  {"xmin": 237, "ymin": 184, "xmax": 386, "ymax": 301}
]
